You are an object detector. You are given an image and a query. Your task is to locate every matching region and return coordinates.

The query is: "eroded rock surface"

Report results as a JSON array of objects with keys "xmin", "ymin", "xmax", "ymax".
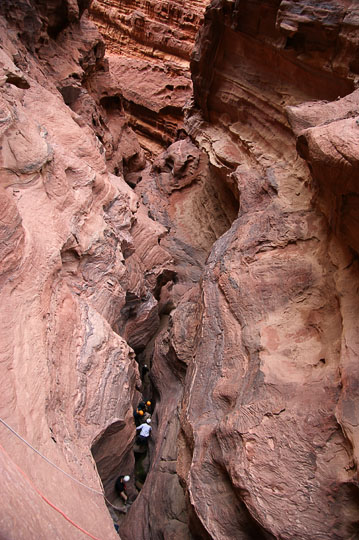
[
  {"xmin": 89, "ymin": 0, "xmax": 210, "ymax": 152},
  {"xmin": 0, "ymin": 1, "xmax": 174, "ymax": 538},
  {"xmin": 90, "ymin": 0, "xmax": 207, "ymax": 59},
  {"xmin": 120, "ymin": 136, "xmax": 239, "ymax": 539},
  {"xmin": 175, "ymin": 1, "xmax": 359, "ymax": 539},
  {"xmin": 1, "ymin": 0, "xmax": 359, "ymax": 539},
  {"xmin": 113, "ymin": 1, "xmax": 359, "ymax": 539}
]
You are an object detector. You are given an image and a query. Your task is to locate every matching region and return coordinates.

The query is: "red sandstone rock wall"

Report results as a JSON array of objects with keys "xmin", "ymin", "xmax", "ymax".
[
  {"xmin": 119, "ymin": 138, "xmax": 239, "ymax": 539},
  {"xmin": 90, "ymin": 0, "xmax": 208, "ymax": 62},
  {"xmin": 118, "ymin": 1, "xmax": 359, "ymax": 538},
  {"xmin": 89, "ymin": 0, "xmax": 210, "ymax": 152},
  {"xmin": 175, "ymin": 1, "xmax": 359, "ymax": 539},
  {"xmin": 1, "ymin": 0, "xmax": 359, "ymax": 539},
  {"xmin": 0, "ymin": 1, "xmax": 175, "ymax": 538}
]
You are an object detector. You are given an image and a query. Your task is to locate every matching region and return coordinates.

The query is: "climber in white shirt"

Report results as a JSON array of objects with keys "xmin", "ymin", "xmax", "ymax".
[{"xmin": 136, "ymin": 418, "xmax": 152, "ymax": 445}]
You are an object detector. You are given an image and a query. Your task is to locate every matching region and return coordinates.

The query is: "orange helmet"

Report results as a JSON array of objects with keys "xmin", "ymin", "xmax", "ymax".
[
  {"xmin": 146, "ymin": 401, "xmax": 151, "ymax": 406},
  {"xmin": 139, "ymin": 410, "xmax": 144, "ymax": 416}
]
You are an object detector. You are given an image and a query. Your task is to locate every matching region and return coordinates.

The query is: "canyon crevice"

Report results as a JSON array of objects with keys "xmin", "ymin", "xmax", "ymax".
[{"xmin": 0, "ymin": 1, "xmax": 359, "ymax": 540}]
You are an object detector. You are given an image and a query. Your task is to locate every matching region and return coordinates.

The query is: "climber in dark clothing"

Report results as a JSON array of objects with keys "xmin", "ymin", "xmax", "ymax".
[
  {"xmin": 141, "ymin": 364, "xmax": 149, "ymax": 378},
  {"xmin": 115, "ymin": 475, "xmax": 130, "ymax": 503},
  {"xmin": 137, "ymin": 400, "xmax": 146, "ymax": 411},
  {"xmin": 146, "ymin": 400, "xmax": 152, "ymax": 414},
  {"xmin": 133, "ymin": 407, "xmax": 144, "ymax": 426}
]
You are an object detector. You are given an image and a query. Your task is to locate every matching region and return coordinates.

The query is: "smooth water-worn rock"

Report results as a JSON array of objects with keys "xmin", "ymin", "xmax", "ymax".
[
  {"xmin": 176, "ymin": 1, "xmax": 359, "ymax": 539},
  {"xmin": 1, "ymin": 0, "xmax": 359, "ymax": 539},
  {"xmin": 0, "ymin": 2, "xmax": 174, "ymax": 538}
]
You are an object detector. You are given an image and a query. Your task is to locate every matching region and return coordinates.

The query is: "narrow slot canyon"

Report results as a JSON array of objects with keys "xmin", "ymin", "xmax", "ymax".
[
  {"xmin": 1, "ymin": 1, "xmax": 359, "ymax": 540},
  {"xmin": 90, "ymin": 134, "xmax": 241, "ymax": 536}
]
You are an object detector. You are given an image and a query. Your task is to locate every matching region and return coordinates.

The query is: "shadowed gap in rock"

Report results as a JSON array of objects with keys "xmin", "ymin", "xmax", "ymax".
[
  {"xmin": 90, "ymin": 345, "xmax": 157, "ymax": 532},
  {"xmin": 90, "ymin": 419, "xmax": 131, "ymax": 513}
]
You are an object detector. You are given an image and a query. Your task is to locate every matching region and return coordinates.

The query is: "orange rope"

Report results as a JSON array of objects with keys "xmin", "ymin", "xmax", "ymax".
[{"xmin": 0, "ymin": 443, "xmax": 103, "ymax": 540}]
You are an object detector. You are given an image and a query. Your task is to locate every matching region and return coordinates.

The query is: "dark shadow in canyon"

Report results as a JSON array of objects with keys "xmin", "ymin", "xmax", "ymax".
[
  {"xmin": 90, "ymin": 133, "xmax": 241, "ymax": 537},
  {"xmin": 118, "ymin": 142, "xmax": 241, "ymax": 539}
]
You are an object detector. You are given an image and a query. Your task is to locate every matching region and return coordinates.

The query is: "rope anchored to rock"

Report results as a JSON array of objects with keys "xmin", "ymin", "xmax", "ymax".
[
  {"xmin": 0, "ymin": 441, "xmax": 102, "ymax": 540},
  {"xmin": 0, "ymin": 417, "xmax": 125, "ymax": 524}
]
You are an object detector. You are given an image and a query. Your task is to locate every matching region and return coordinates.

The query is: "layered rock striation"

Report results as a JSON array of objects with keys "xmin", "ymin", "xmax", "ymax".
[
  {"xmin": 176, "ymin": 1, "xmax": 359, "ymax": 539},
  {"xmin": 0, "ymin": 1, "xmax": 174, "ymax": 537},
  {"xmin": 118, "ymin": 1, "xmax": 359, "ymax": 539},
  {"xmin": 90, "ymin": 0, "xmax": 208, "ymax": 61},
  {"xmin": 1, "ymin": 0, "xmax": 359, "ymax": 539},
  {"xmin": 89, "ymin": 0, "xmax": 210, "ymax": 152},
  {"xmin": 119, "ymin": 137, "xmax": 239, "ymax": 538}
]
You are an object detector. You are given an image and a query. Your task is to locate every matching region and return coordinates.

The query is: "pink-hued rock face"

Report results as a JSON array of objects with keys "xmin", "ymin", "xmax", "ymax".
[
  {"xmin": 0, "ymin": 2, "xmax": 175, "ymax": 538},
  {"xmin": 288, "ymin": 90, "xmax": 359, "ymax": 255},
  {"xmin": 89, "ymin": 0, "xmax": 210, "ymax": 62},
  {"xmin": 173, "ymin": 1, "xmax": 359, "ymax": 539},
  {"xmin": 1, "ymin": 0, "xmax": 359, "ymax": 539},
  {"xmin": 89, "ymin": 0, "xmax": 211, "ymax": 152}
]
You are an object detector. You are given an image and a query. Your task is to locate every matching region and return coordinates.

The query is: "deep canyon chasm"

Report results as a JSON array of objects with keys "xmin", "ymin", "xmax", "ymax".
[{"xmin": 0, "ymin": 0, "xmax": 359, "ymax": 539}]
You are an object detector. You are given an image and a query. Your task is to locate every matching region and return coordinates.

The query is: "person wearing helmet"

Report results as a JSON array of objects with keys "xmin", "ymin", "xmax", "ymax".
[
  {"xmin": 134, "ymin": 406, "xmax": 146, "ymax": 425},
  {"xmin": 143, "ymin": 411, "xmax": 151, "ymax": 422},
  {"xmin": 136, "ymin": 418, "xmax": 152, "ymax": 445},
  {"xmin": 138, "ymin": 401, "xmax": 146, "ymax": 411},
  {"xmin": 141, "ymin": 364, "xmax": 149, "ymax": 378},
  {"xmin": 115, "ymin": 475, "xmax": 130, "ymax": 503},
  {"xmin": 146, "ymin": 400, "xmax": 152, "ymax": 413}
]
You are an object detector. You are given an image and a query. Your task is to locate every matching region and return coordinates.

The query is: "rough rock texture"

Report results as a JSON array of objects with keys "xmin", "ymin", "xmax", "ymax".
[
  {"xmin": 136, "ymin": 138, "xmax": 238, "ymax": 274},
  {"xmin": 89, "ymin": 0, "xmax": 210, "ymax": 152},
  {"xmin": 288, "ymin": 90, "xmax": 359, "ymax": 255},
  {"xmin": 117, "ymin": 1, "xmax": 359, "ymax": 539},
  {"xmin": 2, "ymin": 0, "xmax": 359, "ymax": 539},
  {"xmin": 0, "ymin": 1, "xmax": 175, "ymax": 538},
  {"xmin": 87, "ymin": 54, "xmax": 192, "ymax": 158},
  {"xmin": 174, "ymin": 1, "xmax": 359, "ymax": 539},
  {"xmin": 89, "ymin": 0, "xmax": 209, "ymax": 62},
  {"xmin": 119, "ymin": 137, "xmax": 238, "ymax": 538}
]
